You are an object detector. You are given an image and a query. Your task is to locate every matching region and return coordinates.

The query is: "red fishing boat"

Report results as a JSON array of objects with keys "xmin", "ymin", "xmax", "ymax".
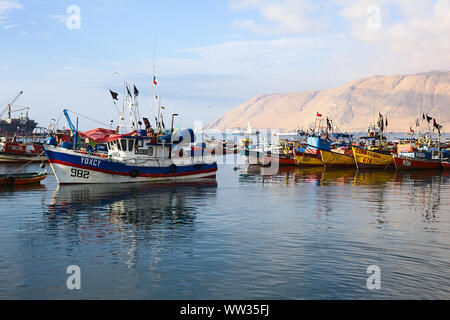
[
  {"xmin": 393, "ymin": 154, "xmax": 443, "ymax": 170},
  {"xmin": 0, "ymin": 138, "xmax": 46, "ymax": 163}
]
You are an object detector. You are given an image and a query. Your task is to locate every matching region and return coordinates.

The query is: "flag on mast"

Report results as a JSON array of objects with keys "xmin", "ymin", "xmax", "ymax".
[
  {"xmin": 126, "ymin": 85, "xmax": 132, "ymax": 98},
  {"xmin": 133, "ymin": 85, "xmax": 139, "ymax": 97},
  {"xmin": 153, "ymin": 76, "xmax": 158, "ymax": 85},
  {"xmin": 109, "ymin": 90, "xmax": 119, "ymax": 101}
]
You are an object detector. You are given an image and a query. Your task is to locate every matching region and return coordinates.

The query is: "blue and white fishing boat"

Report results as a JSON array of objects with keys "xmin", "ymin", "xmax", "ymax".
[{"xmin": 44, "ymin": 104, "xmax": 217, "ymax": 184}]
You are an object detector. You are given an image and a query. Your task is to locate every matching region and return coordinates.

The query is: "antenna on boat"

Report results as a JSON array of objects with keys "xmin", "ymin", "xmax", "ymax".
[{"xmin": 151, "ymin": 26, "xmax": 158, "ymax": 124}]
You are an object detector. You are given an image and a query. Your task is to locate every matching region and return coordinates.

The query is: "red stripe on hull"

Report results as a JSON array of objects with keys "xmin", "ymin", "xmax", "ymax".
[{"xmin": 394, "ymin": 156, "xmax": 443, "ymax": 170}]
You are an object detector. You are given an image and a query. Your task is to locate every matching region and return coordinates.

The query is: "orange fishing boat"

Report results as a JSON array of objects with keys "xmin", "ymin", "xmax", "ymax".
[{"xmin": 0, "ymin": 172, "xmax": 47, "ymax": 186}]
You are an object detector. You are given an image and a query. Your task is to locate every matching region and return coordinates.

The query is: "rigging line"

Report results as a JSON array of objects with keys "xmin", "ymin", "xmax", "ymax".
[{"xmin": 66, "ymin": 109, "xmax": 111, "ymax": 128}]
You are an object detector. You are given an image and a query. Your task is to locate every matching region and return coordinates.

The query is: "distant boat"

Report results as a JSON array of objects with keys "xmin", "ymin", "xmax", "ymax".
[
  {"xmin": 0, "ymin": 137, "xmax": 46, "ymax": 163},
  {"xmin": 0, "ymin": 91, "xmax": 37, "ymax": 136}
]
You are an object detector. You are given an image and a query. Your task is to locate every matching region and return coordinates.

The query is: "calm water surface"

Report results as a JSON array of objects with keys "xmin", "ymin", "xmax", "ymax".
[{"xmin": 0, "ymin": 159, "xmax": 449, "ymax": 299}]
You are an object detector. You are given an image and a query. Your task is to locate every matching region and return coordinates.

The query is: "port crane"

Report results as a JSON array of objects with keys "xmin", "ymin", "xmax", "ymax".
[{"xmin": 0, "ymin": 91, "xmax": 25, "ymax": 119}]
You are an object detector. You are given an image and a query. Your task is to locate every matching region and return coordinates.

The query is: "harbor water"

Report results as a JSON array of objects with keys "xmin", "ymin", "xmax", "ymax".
[{"xmin": 0, "ymin": 158, "xmax": 449, "ymax": 299}]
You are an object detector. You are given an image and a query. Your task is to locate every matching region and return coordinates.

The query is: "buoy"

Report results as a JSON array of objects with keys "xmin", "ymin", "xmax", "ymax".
[
  {"xmin": 40, "ymin": 162, "xmax": 45, "ymax": 169},
  {"xmin": 169, "ymin": 164, "xmax": 177, "ymax": 172}
]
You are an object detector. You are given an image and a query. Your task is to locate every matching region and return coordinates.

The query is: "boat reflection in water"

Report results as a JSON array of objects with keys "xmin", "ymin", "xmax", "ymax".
[{"xmin": 47, "ymin": 180, "xmax": 217, "ymax": 268}]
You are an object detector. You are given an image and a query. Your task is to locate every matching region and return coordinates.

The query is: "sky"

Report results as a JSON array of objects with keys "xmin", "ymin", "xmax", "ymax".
[{"xmin": 0, "ymin": 0, "xmax": 449, "ymax": 130}]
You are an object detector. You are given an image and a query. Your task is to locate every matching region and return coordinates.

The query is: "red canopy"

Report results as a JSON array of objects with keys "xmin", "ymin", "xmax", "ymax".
[{"xmin": 79, "ymin": 128, "xmax": 138, "ymax": 143}]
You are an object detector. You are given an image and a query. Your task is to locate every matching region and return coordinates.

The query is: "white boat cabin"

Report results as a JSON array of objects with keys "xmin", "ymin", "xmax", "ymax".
[{"xmin": 106, "ymin": 137, "xmax": 171, "ymax": 160}]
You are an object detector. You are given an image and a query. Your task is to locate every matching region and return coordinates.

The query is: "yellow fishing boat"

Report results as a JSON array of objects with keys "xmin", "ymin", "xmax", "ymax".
[
  {"xmin": 352, "ymin": 146, "xmax": 394, "ymax": 169},
  {"xmin": 320, "ymin": 149, "xmax": 356, "ymax": 168},
  {"xmin": 294, "ymin": 151, "xmax": 324, "ymax": 167}
]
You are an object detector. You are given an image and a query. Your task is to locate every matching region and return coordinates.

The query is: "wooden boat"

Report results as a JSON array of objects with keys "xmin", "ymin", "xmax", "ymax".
[
  {"xmin": 393, "ymin": 155, "xmax": 442, "ymax": 170},
  {"xmin": 352, "ymin": 146, "xmax": 394, "ymax": 169},
  {"xmin": 442, "ymin": 160, "xmax": 450, "ymax": 170},
  {"xmin": 0, "ymin": 172, "xmax": 47, "ymax": 186},
  {"xmin": 294, "ymin": 150, "xmax": 323, "ymax": 167},
  {"xmin": 320, "ymin": 149, "xmax": 356, "ymax": 168}
]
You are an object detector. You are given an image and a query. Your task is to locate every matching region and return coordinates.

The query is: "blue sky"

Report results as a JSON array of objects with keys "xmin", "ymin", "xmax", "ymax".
[{"xmin": 1, "ymin": 0, "xmax": 449, "ymax": 130}]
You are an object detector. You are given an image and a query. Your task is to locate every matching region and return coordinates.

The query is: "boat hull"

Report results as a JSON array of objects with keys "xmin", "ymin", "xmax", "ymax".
[
  {"xmin": 241, "ymin": 149, "xmax": 296, "ymax": 166},
  {"xmin": 320, "ymin": 149, "xmax": 356, "ymax": 168},
  {"xmin": 0, "ymin": 152, "xmax": 46, "ymax": 163},
  {"xmin": 44, "ymin": 145, "xmax": 217, "ymax": 184},
  {"xmin": 0, "ymin": 172, "xmax": 47, "ymax": 185},
  {"xmin": 295, "ymin": 152, "xmax": 323, "ymax": 167},
  {"xmin": 352, "ymin": 146, "xmax": 394, "ymax": 169},
  {"xmin": 394, "ymin": 156, "xmax": 443, "ymax": 170},
  {"xmin": 442, "ymin": 161, "xmax": 450, "ymax": 170}
]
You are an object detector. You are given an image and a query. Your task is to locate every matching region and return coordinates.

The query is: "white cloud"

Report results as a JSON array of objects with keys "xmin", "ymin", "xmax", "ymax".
[
  {"xmin": 50, "ymin": 14, "xmax": 67, "ymax": 24},
  {"xmin": 229, "ymin": 0, "xmax": 327, "ymax": 35},
  {"xmin": 3, "ymin": 22, "xmax": 18, "ymax": 29},
  {"xmin": 0, "ymin": 0, "xmax": 22, "ymax": 14},
  {"xmin": 336, "ymin": 0, "xmax": 450, "ymax": 74}
]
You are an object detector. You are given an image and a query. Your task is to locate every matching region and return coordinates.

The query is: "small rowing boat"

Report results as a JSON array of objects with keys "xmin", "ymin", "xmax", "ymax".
[{"xmin": 0, "ymin": 172, "xmax": 47, "ymax": 186}]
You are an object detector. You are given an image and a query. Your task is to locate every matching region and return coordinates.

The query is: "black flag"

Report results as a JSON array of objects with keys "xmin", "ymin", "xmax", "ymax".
[
  {"xmin": 385, "ymin": 118, "xmax": 388, "ymax": 127},
  {"xmin": 133, "ymin": 85, "xmax": 139, "ymax": 97},
  {"xmin": 422, "ymin": 113, "xmax": 425, "ymax": 120},
  {"xmin": 433, "ymin": 119, "xmax": 442, "ymax": 133},
  {"xmin": 109, "ymin": 90, "xmax": 119, "ymax": 101},
  {"xmin": 426, "ymin": 114, "xmax": 433, "ymax": 123},
  {"xmin": 143, "ymin": 118, "xmax": 151, "ymax": 129},
  {"xmin": 126, "ymin": 85, "xmax": 132, "ymax": 98}
]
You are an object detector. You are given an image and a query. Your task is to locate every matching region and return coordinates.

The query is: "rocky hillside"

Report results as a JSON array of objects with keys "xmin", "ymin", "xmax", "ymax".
[{"xmin": 205, "ymin": 70, "xmax": 450, "ymax": 132}]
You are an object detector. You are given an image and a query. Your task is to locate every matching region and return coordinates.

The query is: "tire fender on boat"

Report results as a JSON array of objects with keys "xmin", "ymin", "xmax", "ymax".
[
  {"xmin": 169, "ymin": 164, "xmax": 177, "ymax": 172},
  {"xmin": 130, "ymin": 169, "xmax": 139, "ymax": 178}
]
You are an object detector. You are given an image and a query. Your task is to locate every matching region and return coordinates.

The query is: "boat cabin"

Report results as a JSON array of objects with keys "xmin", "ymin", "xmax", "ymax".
[{"xmin": 106, "ymin": 137, "xmax": 171, "ymax": 159}]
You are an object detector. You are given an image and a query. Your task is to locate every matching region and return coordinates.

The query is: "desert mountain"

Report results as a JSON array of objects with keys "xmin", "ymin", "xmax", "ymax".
[{"xmin": 205, "ymin": 70, "xmax": 450, "ymax": 132}]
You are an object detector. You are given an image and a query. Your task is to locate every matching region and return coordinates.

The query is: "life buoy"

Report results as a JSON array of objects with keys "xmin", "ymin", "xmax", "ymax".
[
  {"xmin": 169, "ymin": 164, "xmax": 177, "ymax": 172},
  {"xmin": 130, "ymin": 169, "xmax": 139, "ymax": 178},
  {"xmin": 369, "ymin": 132, "xmax": 375, "ymax": 137}
]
